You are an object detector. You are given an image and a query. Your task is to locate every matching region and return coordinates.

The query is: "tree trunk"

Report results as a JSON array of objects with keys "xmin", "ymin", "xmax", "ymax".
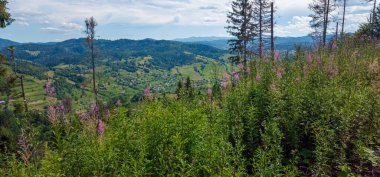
[
  {"xmin": 20, "ymin": 76, "xmax": 28, "ymax": 112},
  {"xmin": 91, "ymin": 41, "xmax": 98, "ymax": 104},
  {"xmin": 259, "ymin": 0, "xmax": 263, "ymax": 59},
  {"xmin": 270, "ymin": 2, "xmax": 274, "ymax": 59},
  {"xmin": 323, "ymin": 0, "xmax": 330, "ymax": 47},
  {"xmin": 372, "ymin": 0, "xmax": 377, "ymax": 37},
  {"xmin": 335, "ymin": 22, "xmax": 339, "ymax": 42},
  {"xmin": 341, "ymin": 0, "xmax": 346, "ymax": 41}
]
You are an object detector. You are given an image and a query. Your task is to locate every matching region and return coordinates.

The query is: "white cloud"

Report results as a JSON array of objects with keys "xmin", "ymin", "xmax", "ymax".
[
  {"xmin": 5, "ymin": 0, "xmax": 376, "ymax": 39},
  {"xmin": 275, "ymin": 16, "xmax": 313, "ymax": 37}
]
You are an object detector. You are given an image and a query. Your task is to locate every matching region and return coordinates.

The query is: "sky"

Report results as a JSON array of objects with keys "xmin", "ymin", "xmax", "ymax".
[{"xmin": 0, "ymin": 0, "xmax": 375, "ymax": 42}]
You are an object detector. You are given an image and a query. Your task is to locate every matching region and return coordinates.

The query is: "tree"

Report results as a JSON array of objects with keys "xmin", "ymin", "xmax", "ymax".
[
  {"xmin": 270, "ymin": 2, "xmax": 275, "ymax": 58},
  {"xmin": 226, "ymin": 0, "xmax": 256, "ymax": 65},
  {"xmin": 356, "ymin": 6, "xmax": 380, "ymax": 38},
  {"xmin": 0, "ymin": 0, "xmax": 13, "ymax": 28},
  {"xmin": 340, "ymin": 0, "xmax": 347, "ymax": 40},
  {"xmin": 84, "ymin": 17, "xmax": 98, "ymax": 104},
  {"xmin": 367, "ymin": 0, "xmax": 378, "ymax": 37},
  {"xmin": 253, "ymin": 0, "xmax": 272, "ymax": 58},
  {"xmin": 309, "ymin": 0, "xmax": 336, "ymax": 47}
]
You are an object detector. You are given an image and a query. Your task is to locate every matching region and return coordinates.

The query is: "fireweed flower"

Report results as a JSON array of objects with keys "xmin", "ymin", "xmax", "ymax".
[
  {"xmin": 223, "ymin": 72, "xmax": 229, "ymax": 82},
  {"xmin": 144, "ymin": 86, "xmax": 150, "ymax": 96},
  {"xmin": 307, "ymin": 52, "xmax": 313, "ymax": 64},
  {"xmin": 317, "ymin": 56, "xmax": 322, "ymax": 65},
  {"xmin": 47, "ymin": 106, "xmax": 57, "ymax": 124},
  {"xmin": 332, "ymin": 41, "xmax": 338, "ymax": 51},
  {"xmin": 233, "ymin": 71, "xmax": 239, "ymax": 81},
  {"xmin": 43, "ymin": 83, "xmax": 56, "ymax": 96},
  {"xmin": 274, "ymin": 50, "xmax": 280, "ymax": 61},
  {"xmin": 255, "ymin": 72, "xmax": 261, "ymax": 81},
  {"xmin": 57, "ymin": 104, "xmax": 65, "ymax": 112},
  {"xmin": 238, "ymin": 63, "xmax": 244, "ymax": 71},
  {"xmin": 97, "ymin": 120, "xmax": 105, "ymax": 136},
  {"xmin": 276, "ymin": 68, "xmax": 283, "ymax": 79},
  {"xmin": 106, "ymin": 109, "xmax": 111, "ymax": 119},
  {"xmin": 78, "ymin": 112, "xmax": 89, "ymax": 121}
]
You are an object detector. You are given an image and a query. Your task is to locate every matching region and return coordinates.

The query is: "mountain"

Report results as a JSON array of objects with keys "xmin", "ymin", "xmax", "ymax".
[
  {"xmin": 4, "ymin": 38, "xmax": 230, "ymax": 110},
  {"xmin": 176, "ymin": 36, "xmax": 318, "ymax": 50},
  {"xmin": 0, "ymin": 38, "xmax": 20, "ymax": 48},
  {"xmin": 12, "ymin": 38, "xmax": 226, "ymax": 69}
]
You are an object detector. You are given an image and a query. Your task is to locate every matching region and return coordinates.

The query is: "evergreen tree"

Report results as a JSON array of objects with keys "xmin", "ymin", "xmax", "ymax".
[
  {"xmin": 253, "ymin": 0, "xmax": 272, "ymax": 58},
  {"xmin": 309, "ymin": 0, "xmax": 336, "ymax": 47},
  {"xmin": 0, "ymin": 0, "xmax": 13, "ymax": 28},
  {"xmin": 184, "ymin": 77, "xmax": 194, "ymax": 99},
  {"xmin": 226, "ymin": 0, "xmax": 256, "ymax": 65}
]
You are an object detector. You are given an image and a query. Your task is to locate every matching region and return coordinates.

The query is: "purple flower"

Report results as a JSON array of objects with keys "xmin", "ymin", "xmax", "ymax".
[
  {"xmin": 332, "ymin": 41, "xmax": 338, "ymax": 50},
  {"xmin": 97, "ymin": 120, "xmax": 105, "ymax": 136},
  {"xmin": 57, "ymin": 104, "xmax": 65, "ymax": 112},
  {"xmin": 274, "ymin": 50, "xmax": 280, "ymax": 61},
  {"xmin": 223, "ymin": 73, "xmax": 229, "ymax": 82},
  {"xmin": 233, "ymin": 72, "xmax": 239, "ymax": 81},
  {"xmin": 237, "ymin": 63, "xmax": 244, "ymax": 71},
  {"xmin": 144, "ymin": 86, "xmax": 150, "ymax": 96},
  {"xmin": 105, "ymin": 109, "xmax": 111, "ymax": 118},
  {"xmin": 221, "ymin": 81, "xmax": 228, "ymax": 90},
  {"xmin": 255, "ymin": 73, "xmax": 261, "ymax": 81},
  {"xmin": 276, "ymin": 68, "xmax": 283, "ymax": 79},
  {"xmin": 307, "ymin": 52, "xmax": 313, "ymax": 63},
  {"xmin": 317, "ymin": 56, "xmax": 322, "ymax": 64},
  {"xmin": 78, "ymin": 112, "xmax": 89, "ymax": 120},
  {"xmin": 43, "ymin": 83, "xmax": 56, "ymax": 97}
]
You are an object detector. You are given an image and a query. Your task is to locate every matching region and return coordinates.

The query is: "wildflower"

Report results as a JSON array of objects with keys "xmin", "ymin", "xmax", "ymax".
[
  {"xmin": 144, "ymin": 86, "xmax": 150, "ymax": 96},
  {"xmin": 17, "ymin": 130, "xmax": 31, "ymax": 166},
  {"xmin": 89, "ymin": 103, "xmax": 99, "ymax": 116},
  {"xmin": 43, "ymin": 83, "xmax": 56, "ymax": 96},
  {"xmin": 274, "ymin": 50, "xmax": 280, "ymax": 61},
  {"xmin": 97, "ymin": 120, "xmax": 105, "ymax": 136},
  {"xmin": 221, "ymin": 81, "xmax": 228, "ymax": 90},
  {"xmin": 332, "ymin": 41, "xmax": 338, "ymax": 50},
  {"xmin": 317, "ymin": 56, "xmax": 322, "ymax": 65},
  {"xmin": 233, "ymin": 71, "xmax": 239, "ymax": 81},
  {"xmin": 307, "ymin": 52, "xmax": 313, "ymax": 64},
  {"xmin": 78, "ymin": 112, "xmax": 89, "ymax": 121},
  {"xmin": 255, "ymin": 73, "xmax": 261, "ymax": 81},
  {"xmin": 105, "ymin": 109, "xmax": 111, "ymax": 119},
  {"xmin": 57, "ymin": 104, "xmax": 65, "ymax": 112},
  {"xmin": 237, "ymin": 63, "xmax": 244, "ymax": 71},
  {"xmin": 276, "ymin": 68, "xmax": 283, "ymax": 79},
  {"xmin": 223, "ymin": 72, "xmax": 229, "ymax": 82},
  {"xmin": 47, "ymin": 106, "xmax": 57, "ymax": 124}
]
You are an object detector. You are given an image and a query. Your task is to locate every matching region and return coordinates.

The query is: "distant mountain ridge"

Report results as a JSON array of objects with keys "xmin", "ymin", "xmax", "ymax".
[
  {"xmin": 6, "ymin": 38, "xmax": 226, "ymax": 69},
  {"xmin": 175, "ymin": 36, "xmax": 317, "ymax": 50}
]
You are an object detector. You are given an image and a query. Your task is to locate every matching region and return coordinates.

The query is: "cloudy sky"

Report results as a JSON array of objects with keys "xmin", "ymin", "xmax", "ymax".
[{"xmin": 0, "ymin": 0, "xmax": 375, "ymax": 42}]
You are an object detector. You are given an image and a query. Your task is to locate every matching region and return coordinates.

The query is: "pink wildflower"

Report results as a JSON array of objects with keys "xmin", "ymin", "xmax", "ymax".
[
  {"xmin": 307, "ymin": 52, "xmax": 313, "ymax": 64},
  {"xmin": 97, "ymin": 120, "xmax": 105, "ymax": 136},
  {"xmin": 237, "ymin": 63, "xmax": 244, "ymax": 71},
  {"xmin": 255, "ymin": 73, "xmax": 261, "ymax": 81},
  {"xmin": 274, "ymin": 50, "xmax": 280, "ymax": 61}
]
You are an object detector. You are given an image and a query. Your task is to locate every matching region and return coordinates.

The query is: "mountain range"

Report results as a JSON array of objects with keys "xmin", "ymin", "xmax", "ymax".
[{"xmin": 1, "ymin": 35, "xmax": 323, "ymax": 110}]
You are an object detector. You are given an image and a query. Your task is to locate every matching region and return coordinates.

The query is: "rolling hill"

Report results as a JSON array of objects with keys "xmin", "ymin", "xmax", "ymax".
[{"xmin": 1, "ymin": 38, "xmax": 231, "ymax": 110}]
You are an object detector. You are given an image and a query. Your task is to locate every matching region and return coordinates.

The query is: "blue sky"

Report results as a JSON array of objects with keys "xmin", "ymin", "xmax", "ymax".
[{"xmin": 0, "ymin": 0, "xmax": 375, "ymax": 42}]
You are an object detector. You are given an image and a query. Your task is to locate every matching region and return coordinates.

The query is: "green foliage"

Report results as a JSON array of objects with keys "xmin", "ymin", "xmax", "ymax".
[{"xmin": 1, "ymin": 38, "xmax": 380, "ymax": 176}]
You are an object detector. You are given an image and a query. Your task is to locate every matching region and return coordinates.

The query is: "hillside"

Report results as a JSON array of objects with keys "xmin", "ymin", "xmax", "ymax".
[{"xmin": 2, "ymin": 38, "xmax": 230, "ymax": 110}]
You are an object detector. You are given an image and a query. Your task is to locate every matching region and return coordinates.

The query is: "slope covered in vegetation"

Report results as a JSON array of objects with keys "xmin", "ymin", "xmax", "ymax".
[{"xmin": 1, "ymin": 37, "xmax": 380, "ymax": 176}]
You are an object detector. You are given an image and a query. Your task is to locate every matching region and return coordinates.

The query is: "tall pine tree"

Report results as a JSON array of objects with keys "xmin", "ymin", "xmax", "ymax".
[
  {"xmin": 309, "ymin": 0, "xmax": 336, "ymax": 47},
  {"xmin": 226, "ymin": 0, "xmax": 256, "ymax": 66},
  {"xmin": 253, "ymin": 0, "xmax": 272, "ymax": 59}
]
